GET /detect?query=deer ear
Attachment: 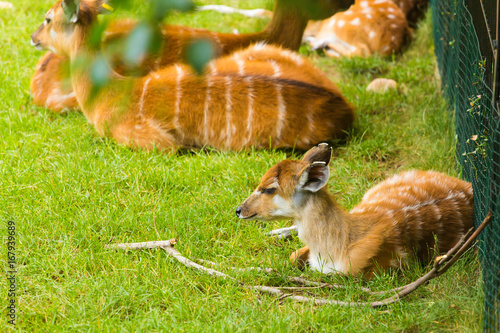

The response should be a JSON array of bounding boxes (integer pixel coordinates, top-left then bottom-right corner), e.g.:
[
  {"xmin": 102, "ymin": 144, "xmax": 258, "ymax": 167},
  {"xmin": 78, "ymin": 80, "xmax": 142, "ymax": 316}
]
[
  {"xmin": 301, "ymin": 143, "xmax": 332, "ymax": 165},
  {"xmin": 62, "ymin": 0, "xmax": 80, "ymax": 23},
  {"xmin": 297, "ymin": 161, "xmax": 330, "ymax": 192}
]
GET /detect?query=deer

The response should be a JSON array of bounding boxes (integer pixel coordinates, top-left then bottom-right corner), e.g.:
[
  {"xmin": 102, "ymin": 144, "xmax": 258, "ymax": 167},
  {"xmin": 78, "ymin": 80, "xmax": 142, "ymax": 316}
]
[
  {"xmin": 30, "ymin": 0, "xmax": 355, "ymax": 152},
  {"xmin": 304, "ymin": 0, "xmax": 412, "ymax": 58},
  {"xmin": 392, "ymin": 0, "xmax": 428, "ymax": 27},
  {"xmin": 31, "ymin": 0, "xmax": 354, "ymax": 113},
  {"xmin": 236, "ymin": 143, "xmax": 474, "ymax": 278}
]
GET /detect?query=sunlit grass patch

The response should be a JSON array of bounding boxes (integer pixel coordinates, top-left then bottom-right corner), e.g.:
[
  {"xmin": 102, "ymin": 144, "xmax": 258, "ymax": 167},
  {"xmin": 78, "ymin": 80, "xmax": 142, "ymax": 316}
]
[{"xmin": 0, "ymin": 1, "xmax": 483, "ymax": 331}]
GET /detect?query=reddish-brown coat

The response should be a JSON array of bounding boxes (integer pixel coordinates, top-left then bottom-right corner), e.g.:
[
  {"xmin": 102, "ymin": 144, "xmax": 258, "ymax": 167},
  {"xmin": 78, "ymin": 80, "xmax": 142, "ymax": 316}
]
[
  {"xmin": 237, "ymin": 144, "xmax": 474, "ymax": 277},
  {"xmin": 305, "ymin": 0, "xmax": 412, "ymax": 57},
  {"xmin": 30, "ymin": 1, "xmax": 355, "ymax": 151},
  {"xmin": 31, "ymin": 0, "xmax": 353, "ymax": 113}
]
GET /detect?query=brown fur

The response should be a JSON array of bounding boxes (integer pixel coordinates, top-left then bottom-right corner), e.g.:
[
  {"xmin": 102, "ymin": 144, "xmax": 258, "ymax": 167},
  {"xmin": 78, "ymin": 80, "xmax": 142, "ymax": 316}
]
[
  {"xmin": 31, "ymin": 0, "xmax": 353, "ymax": 113},
  {"xmin": 391, "ymin": 0, "xmax": 428, "ymax": 27},
  {"xmin": 237, "ymin": 144, "xmax": 474, "ymax": 278},
  {"xmin": 30, "ymin": 1, "xmax": 355, "ymax": 151},
  {"xmin": 305, "ymin": 0, "xmax": 412, "ymax": 58}
]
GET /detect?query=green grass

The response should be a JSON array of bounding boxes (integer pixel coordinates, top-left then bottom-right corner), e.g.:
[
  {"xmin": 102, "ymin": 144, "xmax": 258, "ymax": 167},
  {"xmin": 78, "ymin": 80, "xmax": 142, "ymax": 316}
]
[{"xmin": 0, "ymin": 0, "xmax": 483, "ymax": 331}]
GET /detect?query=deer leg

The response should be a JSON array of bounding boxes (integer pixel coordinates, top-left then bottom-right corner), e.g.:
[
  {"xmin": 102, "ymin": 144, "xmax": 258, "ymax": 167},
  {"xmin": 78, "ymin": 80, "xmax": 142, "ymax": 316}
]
[{"xmin": 290, "ymin": 246, "xmax": 310, "ymax": 270}]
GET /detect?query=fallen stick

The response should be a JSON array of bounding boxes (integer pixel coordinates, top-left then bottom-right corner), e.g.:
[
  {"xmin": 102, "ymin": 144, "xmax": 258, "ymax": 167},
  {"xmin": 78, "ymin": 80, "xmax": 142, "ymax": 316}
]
[
  {"xmin": 196, "ymin": 259, "xmax": 276, "ymax": 274},
  {"xmin": 105, "ymin": 211, "xmax": 492, "ymax": 307},
  {"xmin": 104, "ymin": 239, "xmax": 176, "ymax": 250},
  {"xmin": 288, "ymin": 276, "xmax": 374, "ymax": 294},
  {"xmin": 266, "ymin": 226, "xmax": 297, "ymax": 239},
  {"xmin": 161, "ymin": 244, "xmax": 236, "ymax": 280}
]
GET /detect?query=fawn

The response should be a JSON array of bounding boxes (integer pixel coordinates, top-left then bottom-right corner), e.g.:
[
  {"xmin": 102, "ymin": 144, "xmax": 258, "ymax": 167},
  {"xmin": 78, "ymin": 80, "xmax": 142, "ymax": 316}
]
[
  {"xmin": 31, "ymin": 0, "xmax": 353, "ymax": 113},
  {"xmin": 304, "ymin": 0, "xmax": 412, "ymax": 57},
  {"xmin": 31, "ymin": 0, "xmax": 355, "ymax": 151},
  {"xmin": 236, "ymin": 143, "xmax": 474, "ymax": 277}
]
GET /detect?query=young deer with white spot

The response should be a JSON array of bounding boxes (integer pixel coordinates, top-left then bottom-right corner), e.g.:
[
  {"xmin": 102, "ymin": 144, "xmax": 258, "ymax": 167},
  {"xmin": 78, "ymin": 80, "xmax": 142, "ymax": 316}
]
[
  {"xmin": 31, "ymin": 0, "xmax": 355, "ymax": 151},
  {"xmin": 304, "ymin": 0, "xmax": 412, "ymax": 57},
  {"xmin": 31, "ymin": 0, "xmax": 353, "ymax": 113},
  {"xmin": 236, "ymin": 143, "xmax": 474, "ymax": 277}
]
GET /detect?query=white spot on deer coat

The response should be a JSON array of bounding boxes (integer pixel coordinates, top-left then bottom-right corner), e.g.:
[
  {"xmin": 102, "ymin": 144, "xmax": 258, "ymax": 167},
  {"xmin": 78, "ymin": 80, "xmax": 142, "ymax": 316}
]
[{"xmin": 350, "ymin": 18, "xmax": 360, "ymax": 26}]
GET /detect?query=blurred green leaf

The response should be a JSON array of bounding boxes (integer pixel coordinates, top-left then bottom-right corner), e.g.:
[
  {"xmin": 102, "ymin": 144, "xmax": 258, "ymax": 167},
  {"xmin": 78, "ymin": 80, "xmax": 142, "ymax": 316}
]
[
  {"xmin": 151, "ymin": 0, "xmax": 195, "ymax": 21},
  {"xmin": 186, "ymin": 39, "xmax": 215, "ymax": 75},
  {"xmin": 107, "ymin": 0, "xmax": 133, "ymax": 10},
  {"xmin": 89, "ymin": 18, "xmax": 109, "ymax": 50},
  {"xmin": 91, "ymin": 55, "xmax": 111, "ymax": 88},
  {"xmin": 124, "ymin": 22, "xmax": 153, "ymax": 66}
]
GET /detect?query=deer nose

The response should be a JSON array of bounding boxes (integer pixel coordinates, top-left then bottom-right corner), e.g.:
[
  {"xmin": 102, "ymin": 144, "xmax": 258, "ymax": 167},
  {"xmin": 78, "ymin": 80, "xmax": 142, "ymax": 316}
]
[{"xmin": 235, "ymin": 206, "xmax": 242, "ymax": 218}]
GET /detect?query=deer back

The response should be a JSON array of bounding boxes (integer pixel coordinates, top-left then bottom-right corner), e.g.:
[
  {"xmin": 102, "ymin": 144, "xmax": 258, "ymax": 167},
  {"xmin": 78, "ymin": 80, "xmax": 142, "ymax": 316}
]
[
  {"xmin": 31, "ymin": 0, "xmax": 352, "ymax": 112},
  {"xmin": 111, "ymin": 44, "xmax": 355, "ymax": 151},
  {"xmin": 310, "ymin": 0, "xmax": 411, "ymax": 57},
  {"xmin": 349, "ymin": 170, "xmax": 474, "ymax": 272}
]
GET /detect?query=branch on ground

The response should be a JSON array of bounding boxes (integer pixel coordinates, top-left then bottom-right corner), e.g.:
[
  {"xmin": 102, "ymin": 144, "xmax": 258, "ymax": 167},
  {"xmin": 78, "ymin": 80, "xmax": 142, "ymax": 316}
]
[{"xmin": 105, "ymin": 210, "xmax": 492, "ymax": 307}]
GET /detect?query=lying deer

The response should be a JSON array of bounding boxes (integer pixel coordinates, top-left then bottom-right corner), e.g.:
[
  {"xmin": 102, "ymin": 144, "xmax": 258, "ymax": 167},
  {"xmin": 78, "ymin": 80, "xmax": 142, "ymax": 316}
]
[
  {"xmin": 392, "ymin": 0, "xmax": 428, "ymax": 27},
  {"xmin": 236, "ymin": 143, "xmax": 474, "ymax": 277},
  {"xmin": 304, "ymin": 0, "xmax": 412, "ymax": 57},
  {"xmin": 31, "ymin": 0, "xmax": 353, "ymax": 113},
  {"xmin": 30, "ymin": 0, "xmax": 355, "ymax": 151}
]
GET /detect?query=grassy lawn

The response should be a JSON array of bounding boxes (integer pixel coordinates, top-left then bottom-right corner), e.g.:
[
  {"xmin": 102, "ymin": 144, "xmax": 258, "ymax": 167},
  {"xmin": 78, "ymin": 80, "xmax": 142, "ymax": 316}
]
[{"xmin": 0, "ymin": 0, "xmax": 483, "ymax": 331}]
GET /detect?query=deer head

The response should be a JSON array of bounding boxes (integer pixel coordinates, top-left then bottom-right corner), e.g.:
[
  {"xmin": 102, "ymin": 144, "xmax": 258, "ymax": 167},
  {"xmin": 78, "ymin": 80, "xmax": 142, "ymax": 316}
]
[
  {"xmin": 30, "ymin": 0, "xmax": 111, "ymax": 56},
  {"xmin": 236, "ymin": 143, "xmax": 332, "ymax": 221}
]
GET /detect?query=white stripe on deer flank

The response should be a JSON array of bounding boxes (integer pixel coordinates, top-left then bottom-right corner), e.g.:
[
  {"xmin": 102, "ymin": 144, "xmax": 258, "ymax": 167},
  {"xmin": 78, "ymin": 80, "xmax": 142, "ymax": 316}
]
[
  {"xmin": 225, "ymin": 76, "xmax": 233, "ymax": 147},
  {"xmin": 269, "ymin": 60, "xmax": 282, "ymax": 77},
  {"xmin": 203, "ymin": 74, "xmax": 212, "ymax": 143},
  {"xmin": 174, "ymin": 65, "xmax": 184, "ymax": 133},
  {"xmin": 275, "ymin": 83, "xmax": 286, "ymax": 142},
  {"xmin": 139, "ymin": 77, "xmax": 152, "ymax": 116},
  {"xmin": 244, "ymin": 76, "xmax": 255, "ymax": 147},
  {"xmin": 233, "ymin": 54, "xmax": 245, "ymax": 75}
]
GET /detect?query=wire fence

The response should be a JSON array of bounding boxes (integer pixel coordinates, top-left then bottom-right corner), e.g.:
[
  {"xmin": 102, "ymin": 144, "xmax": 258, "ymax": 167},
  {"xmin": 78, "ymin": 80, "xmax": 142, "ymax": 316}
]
[{"xmin": 431, "ymin": 0, "xmax": 500, "ymax": 330}]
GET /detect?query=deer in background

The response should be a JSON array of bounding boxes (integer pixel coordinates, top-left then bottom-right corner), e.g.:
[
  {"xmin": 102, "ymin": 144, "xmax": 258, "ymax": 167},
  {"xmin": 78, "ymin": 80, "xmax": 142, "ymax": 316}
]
[
  {"xmin": 236, "ymin": 143, "xmax": 474, "ymax": 277},
  {"xmin": 30, "ymin": 0, "xmax": 355, "ymax": 151},
  {"xmin": 304, "ymin": 0, "xmax": 412, "ymax": 57},
  {"xmin": 31, "ymin": 0, "xmax": 354, "ymax": 113},
  {"xmin": 392, "ymin": 0, "xmax": 428, "ymax": 27}
]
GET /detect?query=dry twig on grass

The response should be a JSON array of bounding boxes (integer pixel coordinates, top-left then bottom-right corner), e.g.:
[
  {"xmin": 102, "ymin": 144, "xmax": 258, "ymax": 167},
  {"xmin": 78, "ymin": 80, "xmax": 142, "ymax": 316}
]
[
  {"xmin": 104, "ymin": 239, "xmax": 177, "ymax": 250},
  {"xmin": 105, "ymin": 211, "xmax": 492, "ymax": 307}
]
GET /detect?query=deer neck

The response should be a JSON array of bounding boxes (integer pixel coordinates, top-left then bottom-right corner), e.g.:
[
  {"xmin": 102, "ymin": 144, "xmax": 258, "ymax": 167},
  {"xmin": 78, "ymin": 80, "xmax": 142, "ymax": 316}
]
[
  {"xmin": 67, "ymin": 30, "xmax": 97, "ymax": 115},
  {"xmin": 293, "ymin": 190, "xmax": 351, "ymax": 267},
  {"xmin": 263, "ymin": 0, "xmax": 309, "ymax": 50},
  {"xmin": 68, "ymin": 34, "xmax": 128, "ymax": 131}
]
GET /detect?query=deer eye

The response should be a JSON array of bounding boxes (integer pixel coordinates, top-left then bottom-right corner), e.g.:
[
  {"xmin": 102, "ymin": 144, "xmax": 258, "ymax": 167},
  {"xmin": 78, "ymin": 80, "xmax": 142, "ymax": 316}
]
[
  {"xmin": 45, "ymin": 18, "xmax": 51, "ymax": 24},
  {"xmin": 261, "ymin": 188, "xmax": 277, "ymax": 195}
]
